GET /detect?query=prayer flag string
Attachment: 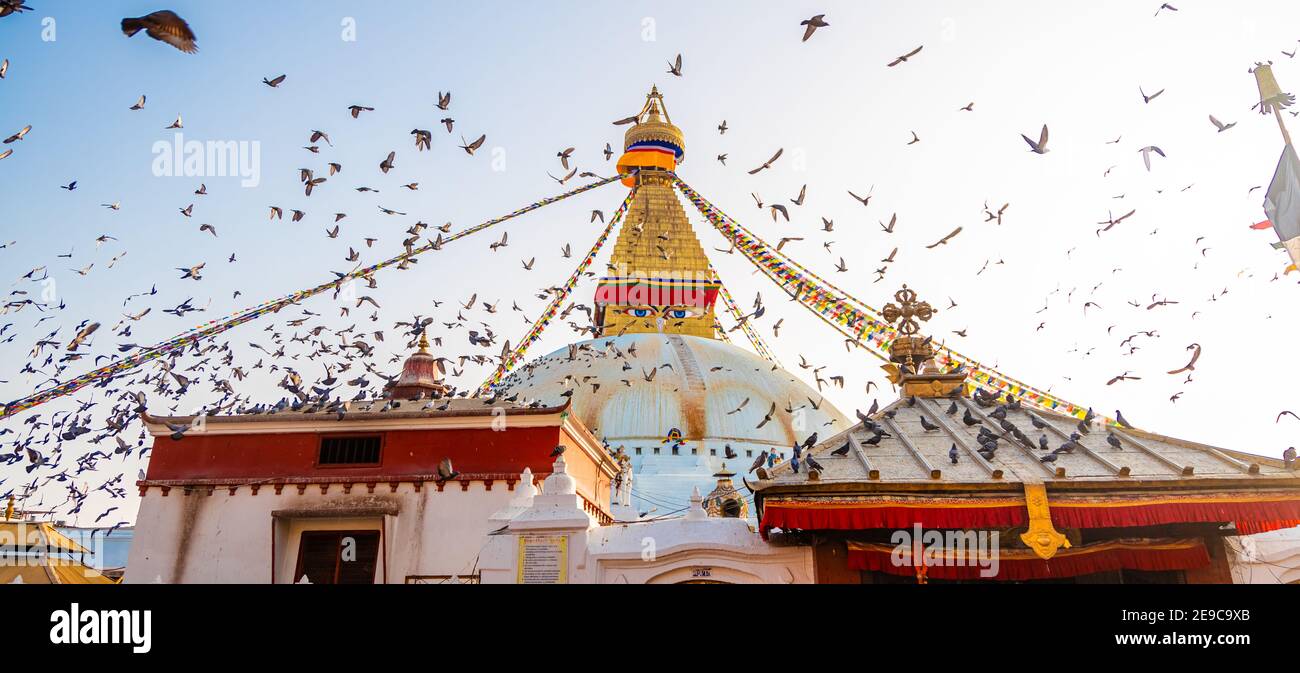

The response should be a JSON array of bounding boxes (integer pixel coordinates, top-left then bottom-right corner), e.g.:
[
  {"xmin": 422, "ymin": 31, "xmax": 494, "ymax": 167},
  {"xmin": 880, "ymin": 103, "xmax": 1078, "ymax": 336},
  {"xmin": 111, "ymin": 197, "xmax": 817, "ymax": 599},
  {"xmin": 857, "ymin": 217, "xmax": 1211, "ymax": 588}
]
[
  {"xmin": 0, "ymin": 174, "xmax": 631, "ymax": 420},
  {"xmin": 674, "ymin": 177, "xmax": 1107, "ymax": 423},
  {"xmin": 476, "ymin": 186, "xmax": 638, "ymax": 394}
]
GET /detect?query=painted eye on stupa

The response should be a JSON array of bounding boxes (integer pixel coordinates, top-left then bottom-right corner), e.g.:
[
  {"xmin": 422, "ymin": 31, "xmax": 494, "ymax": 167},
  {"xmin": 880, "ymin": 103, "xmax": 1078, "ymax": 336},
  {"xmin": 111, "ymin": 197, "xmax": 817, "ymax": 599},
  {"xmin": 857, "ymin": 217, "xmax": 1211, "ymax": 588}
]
[
  {"xmin": 624, "ymin": 307, "xmax": 654, "ymax": 318},
  {"xmin": 663, "ymin": 307, "xmax": 700, "ymax": 319}
]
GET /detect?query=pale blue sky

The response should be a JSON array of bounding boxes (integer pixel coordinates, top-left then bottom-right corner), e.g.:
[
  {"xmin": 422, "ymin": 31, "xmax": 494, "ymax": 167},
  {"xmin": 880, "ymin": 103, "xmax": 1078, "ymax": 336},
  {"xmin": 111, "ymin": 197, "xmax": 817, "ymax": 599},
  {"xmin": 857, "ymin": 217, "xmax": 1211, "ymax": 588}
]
[{"xmin": 2, "ymin": 1, "xmax": 1300, "ymax": 522}]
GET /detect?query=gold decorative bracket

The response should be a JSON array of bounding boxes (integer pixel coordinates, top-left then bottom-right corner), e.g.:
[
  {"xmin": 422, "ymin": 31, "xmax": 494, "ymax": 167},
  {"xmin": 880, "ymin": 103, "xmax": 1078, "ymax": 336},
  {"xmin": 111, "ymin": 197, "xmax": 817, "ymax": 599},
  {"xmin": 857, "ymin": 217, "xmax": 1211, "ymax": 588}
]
[{"xmin": 1019, "ymin": 483, "xmax": 1070, "ymax": 560}]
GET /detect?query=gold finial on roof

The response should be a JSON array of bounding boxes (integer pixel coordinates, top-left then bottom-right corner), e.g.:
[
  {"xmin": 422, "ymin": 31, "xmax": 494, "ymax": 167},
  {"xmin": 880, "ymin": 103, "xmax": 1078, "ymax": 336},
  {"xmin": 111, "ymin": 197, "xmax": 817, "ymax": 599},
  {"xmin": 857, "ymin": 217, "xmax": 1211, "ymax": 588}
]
[
  {"xmin": 880, "ymin": 285, "xmax": 964, "ymax": 397},
  {"xmin": 881, "ymin": 284, "xmax": 934, "ymax": 336},
  {"xmin": 417, "ymin": 329, "xmax": 430, "ymax": 353}
]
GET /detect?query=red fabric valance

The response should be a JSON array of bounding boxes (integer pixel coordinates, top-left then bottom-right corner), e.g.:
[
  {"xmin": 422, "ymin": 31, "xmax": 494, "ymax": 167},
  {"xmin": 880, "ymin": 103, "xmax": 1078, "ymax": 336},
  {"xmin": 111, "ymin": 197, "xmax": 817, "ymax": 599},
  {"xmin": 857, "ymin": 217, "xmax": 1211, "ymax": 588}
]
[
  {"xmin": 847, "ymin": 538, "xmax": 1210, "ymax": 581},
  {"xmin": 1049, "ymin": 494, "xmax": 1300, "ymax": 534},
  {"xmin": 762, "ymin": 492, "xmax": 1300, "ymax": 538},
  {"xmin": 760, "ymin": 498, "xmax": 1026, "ymax": 539}
]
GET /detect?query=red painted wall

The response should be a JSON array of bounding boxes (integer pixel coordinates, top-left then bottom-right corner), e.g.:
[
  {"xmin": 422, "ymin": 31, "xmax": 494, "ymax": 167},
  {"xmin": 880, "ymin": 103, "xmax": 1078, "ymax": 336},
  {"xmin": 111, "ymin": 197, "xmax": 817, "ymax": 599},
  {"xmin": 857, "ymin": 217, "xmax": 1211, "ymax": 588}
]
[{"xmin": 146, "ymin": 425, "xmax": 568, "ymax": 481}]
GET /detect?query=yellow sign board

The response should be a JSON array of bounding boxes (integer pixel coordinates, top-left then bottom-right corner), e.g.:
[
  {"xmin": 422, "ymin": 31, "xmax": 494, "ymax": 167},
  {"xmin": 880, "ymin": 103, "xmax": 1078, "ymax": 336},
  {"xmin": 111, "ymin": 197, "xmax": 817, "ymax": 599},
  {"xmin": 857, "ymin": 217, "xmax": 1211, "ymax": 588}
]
[{"xmin": 517, "ymin": 535, "xmax": 568, "ymax": 584}]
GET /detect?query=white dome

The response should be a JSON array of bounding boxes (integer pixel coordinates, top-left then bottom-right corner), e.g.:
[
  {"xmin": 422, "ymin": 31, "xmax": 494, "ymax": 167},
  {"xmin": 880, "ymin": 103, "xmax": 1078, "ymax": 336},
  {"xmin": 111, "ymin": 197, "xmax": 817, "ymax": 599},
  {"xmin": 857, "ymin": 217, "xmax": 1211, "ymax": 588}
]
[{"xmin": 497, "ymin": 333, "xmax": 849, "ymax": 515}]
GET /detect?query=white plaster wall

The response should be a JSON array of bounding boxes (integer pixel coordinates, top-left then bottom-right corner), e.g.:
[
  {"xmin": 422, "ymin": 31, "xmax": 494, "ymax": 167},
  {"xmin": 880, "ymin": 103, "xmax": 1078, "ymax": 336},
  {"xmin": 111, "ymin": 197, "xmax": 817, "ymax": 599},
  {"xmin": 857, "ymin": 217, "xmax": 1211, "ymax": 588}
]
[
  {"xmin": 594, "ymin": 547, "xmax": 813, "ymax": 584},
  {"xmin": 1226, "ymin": 530, "xmax": 1300, "ymax": 584},
  {"xmin": 476, "ymin": 514, "xmax": 816, "ymax": 584},
  {"xmin": 124, "ymin": 481, "xmax": 526, "ymax": 584}
]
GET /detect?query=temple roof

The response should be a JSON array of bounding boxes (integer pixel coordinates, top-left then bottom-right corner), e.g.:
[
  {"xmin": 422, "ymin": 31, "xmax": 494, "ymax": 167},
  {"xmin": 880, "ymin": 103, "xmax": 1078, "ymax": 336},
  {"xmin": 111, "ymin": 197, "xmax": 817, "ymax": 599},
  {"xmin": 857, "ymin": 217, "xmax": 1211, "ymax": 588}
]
[{"xmin": 755, "ymin": 392, "xmax": 1300, "ymax": 492}]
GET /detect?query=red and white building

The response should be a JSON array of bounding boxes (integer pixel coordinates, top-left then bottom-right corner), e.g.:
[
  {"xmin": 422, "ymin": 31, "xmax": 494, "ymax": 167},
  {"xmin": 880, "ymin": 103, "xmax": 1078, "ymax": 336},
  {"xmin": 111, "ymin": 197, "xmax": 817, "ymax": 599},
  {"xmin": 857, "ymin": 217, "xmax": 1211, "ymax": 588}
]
[{"xmin": 126, "ymin": 345, "xmax": 621, "ymax": 583}]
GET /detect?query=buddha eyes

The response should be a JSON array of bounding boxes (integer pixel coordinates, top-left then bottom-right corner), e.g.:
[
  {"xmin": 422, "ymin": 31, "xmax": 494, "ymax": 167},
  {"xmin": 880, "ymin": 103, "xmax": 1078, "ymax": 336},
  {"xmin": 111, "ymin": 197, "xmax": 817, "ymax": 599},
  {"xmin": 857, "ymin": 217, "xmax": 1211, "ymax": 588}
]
[{"xmin": 621, "ymin": 307, "xmax": 701, "ymax": 319}]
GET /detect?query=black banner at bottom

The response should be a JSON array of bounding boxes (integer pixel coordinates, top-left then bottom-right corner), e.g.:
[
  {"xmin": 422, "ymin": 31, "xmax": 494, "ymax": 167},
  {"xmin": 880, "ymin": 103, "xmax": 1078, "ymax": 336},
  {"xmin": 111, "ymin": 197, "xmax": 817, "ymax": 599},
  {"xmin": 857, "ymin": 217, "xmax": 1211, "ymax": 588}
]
[{"xmin": 5, "ymin": 584, "xmax": 1291, "ymax": 661}]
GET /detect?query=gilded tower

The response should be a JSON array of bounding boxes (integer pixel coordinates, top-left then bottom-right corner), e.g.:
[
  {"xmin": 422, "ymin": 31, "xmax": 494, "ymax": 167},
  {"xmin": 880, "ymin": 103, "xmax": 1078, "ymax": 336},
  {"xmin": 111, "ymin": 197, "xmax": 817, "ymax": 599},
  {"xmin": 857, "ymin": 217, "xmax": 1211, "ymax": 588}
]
[
  {"xmin": 497, "ymin": 89, "xmax": 850, "ymax": 521},
  {"xmin": 593, "ymin": 87, "xmax": 722, "ymax": 339}
]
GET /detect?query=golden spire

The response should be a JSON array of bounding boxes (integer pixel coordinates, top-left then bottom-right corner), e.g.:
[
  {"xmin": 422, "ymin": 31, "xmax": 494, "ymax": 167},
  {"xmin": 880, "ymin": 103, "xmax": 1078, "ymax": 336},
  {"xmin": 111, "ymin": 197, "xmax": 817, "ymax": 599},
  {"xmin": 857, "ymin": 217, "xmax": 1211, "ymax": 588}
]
[
  {"xmin": 417, "ymin": 329, "xmax": 430, "ymax": 353},
  {"xmin": 598, "ymin": 88, "xmax": 720, "ymax": 340},
  {"xmin": 622, "ymin": 85, "xmax": 686, "ymax": 162}
]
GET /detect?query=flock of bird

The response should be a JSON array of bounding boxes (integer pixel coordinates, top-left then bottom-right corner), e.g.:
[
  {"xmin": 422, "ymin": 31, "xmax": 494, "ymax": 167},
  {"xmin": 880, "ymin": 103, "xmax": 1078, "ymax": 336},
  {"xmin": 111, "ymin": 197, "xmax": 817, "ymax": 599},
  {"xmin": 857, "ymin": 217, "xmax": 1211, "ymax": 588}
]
[{"xmin": 0, "ymin": 5, "xmax": 1297, "ymax": 526}]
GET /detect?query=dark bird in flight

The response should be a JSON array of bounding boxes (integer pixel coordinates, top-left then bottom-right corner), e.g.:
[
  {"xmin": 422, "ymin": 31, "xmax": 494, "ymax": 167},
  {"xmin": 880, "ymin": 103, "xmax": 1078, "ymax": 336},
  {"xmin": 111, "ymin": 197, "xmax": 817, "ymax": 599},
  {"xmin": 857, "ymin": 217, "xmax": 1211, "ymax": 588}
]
[
  {"xmin": 925, "ymin": 227, "xmax": 963, "ymax": 249},
  {"xmin": 459, "ymin": 134, "xmax": 486, "ymax": 155},
  {"xmin": 1166, "ymin": 343, "xmax": 1201, "ymax": 375},
  {"xmin": 800, "ymin": 14, "xmax": 829, "ymax": 42},
  {"xmin": 747, "ymin": 148, "xmax": 783, "ymax": 175},
  {"xmin": 1021, "ymin": 124, "xmax": 1050, "ymax": 154},
  {"xmin": 121, "ymin": 10, "xmax": 197, "ymax": 54},
  {"xmin": 1138, "ymin": 145, "xmax": 1166, "ymax": 171},
  {"xmin": 887, "ymin": 45, "xmax": 923, "ymax": 67},
  {"xmin": 756, "ymin": 401, "xmax": 777, "ymax": 429},
  {"xmin": 1209, "ymin": 115, "xmax": 1236, "ymax": 132},
  {"xmin": 667, "ymin": 53, "xmax": 683, "ymax": 77},
  {"xmin": 437, "ymin": 457, "xmax": 459, "ymax": 481},
  {"xmin": 0, "ymin": 2, "xmax": 34, "ymax": 19}
]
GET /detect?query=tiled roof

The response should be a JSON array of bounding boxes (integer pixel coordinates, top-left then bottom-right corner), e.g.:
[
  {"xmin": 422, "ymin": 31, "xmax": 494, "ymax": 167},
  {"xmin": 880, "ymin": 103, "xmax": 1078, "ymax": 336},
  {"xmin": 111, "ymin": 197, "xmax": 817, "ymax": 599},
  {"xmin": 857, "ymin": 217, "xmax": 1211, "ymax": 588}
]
[{"xmin": 757, "ymin": 393, "xmax": 1300, "ymax": 489}]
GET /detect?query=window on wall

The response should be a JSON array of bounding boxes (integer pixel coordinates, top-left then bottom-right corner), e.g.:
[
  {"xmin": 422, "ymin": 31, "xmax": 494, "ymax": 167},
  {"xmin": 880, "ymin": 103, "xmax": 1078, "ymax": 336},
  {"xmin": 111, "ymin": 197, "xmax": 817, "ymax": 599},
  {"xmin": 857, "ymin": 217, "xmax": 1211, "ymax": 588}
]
[
  {"xmin": 318, "ymin": 436, "xmax": 381, "ymax": 466},
  {"xmin": 294, "ymin": 530, "xmax": 380, "ymax": 584}
]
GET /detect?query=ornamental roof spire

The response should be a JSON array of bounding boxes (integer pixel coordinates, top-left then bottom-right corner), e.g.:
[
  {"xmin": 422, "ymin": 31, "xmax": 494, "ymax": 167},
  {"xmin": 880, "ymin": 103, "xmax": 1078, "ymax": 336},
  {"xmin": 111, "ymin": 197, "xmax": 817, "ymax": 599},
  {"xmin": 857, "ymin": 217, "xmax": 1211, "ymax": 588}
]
[
  {"xmin": 882, "ymin": 285, "xmax": 966, "ymax": 398},
  {"xmin": 389, "ymin": 329, "xmax": 448, "ymax": 399}
]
